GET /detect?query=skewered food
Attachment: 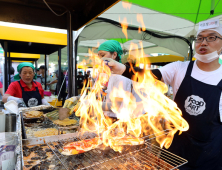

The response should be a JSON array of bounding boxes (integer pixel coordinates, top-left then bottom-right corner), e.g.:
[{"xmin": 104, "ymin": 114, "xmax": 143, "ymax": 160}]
[
  {"xmin": 61, "ymin": 136, "xmax": 144, "ymax": 156},
  {"xmin": 61, "ymin": 137, "xmax": 103, "ymax": 155},
  {"xmin": 53, "ymin": 118, "xmax": 77, "ymax": 126}
]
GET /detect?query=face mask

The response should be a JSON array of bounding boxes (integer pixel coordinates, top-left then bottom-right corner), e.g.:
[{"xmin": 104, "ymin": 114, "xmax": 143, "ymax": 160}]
[{"xmin": 194, "ymin": 47, "xmax": 222, "ymax": 63}]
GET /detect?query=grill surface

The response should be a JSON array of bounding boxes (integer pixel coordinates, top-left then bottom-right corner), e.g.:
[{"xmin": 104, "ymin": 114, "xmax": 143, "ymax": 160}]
[{"xmin": 23, "ymin": 132, "xmax": 187, "ymax": 170}]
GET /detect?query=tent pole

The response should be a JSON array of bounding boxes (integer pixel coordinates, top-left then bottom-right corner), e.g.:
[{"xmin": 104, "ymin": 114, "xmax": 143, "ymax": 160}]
[
  {"xmin": 35, "ymin": 60, "xmax": 37, "ymax": 72},
  {"xmin": 74, "ymin": 37, "xmax": 78, "ymax": 96},
  {"xmin": 58, "ymin": 47, "xmax": 62, "ymax": 96},
  {"xmin": 8, "ymin": 52, "xmax": 11, "ymax": 85},
  {"xmin": 189, "ymin": 36, "xmax": 194, "ymax": 61},
  {"xmin": 67, "ymin": 12, "xmax": 74, "ymax": 97},
  {"xmin": 4, "ymin": 41, "xmax": 8, "ymax": 92},
  {"xmin": 44, "ymin": 54, "xmax": 47, "ymax": 90}
]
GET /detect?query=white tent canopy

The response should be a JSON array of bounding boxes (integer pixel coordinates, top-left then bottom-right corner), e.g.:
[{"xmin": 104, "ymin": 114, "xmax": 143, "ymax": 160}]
[
  {"xmin": 78, "ymin": 41, "xmax": 184, "ymax": 57},
  {"xmin": 100, "ymin": 1, "xmax": 222, "ymax": 37},
  {"xmin": 76, "ymin": 18, "xmax": 190, "ymax": 62}
]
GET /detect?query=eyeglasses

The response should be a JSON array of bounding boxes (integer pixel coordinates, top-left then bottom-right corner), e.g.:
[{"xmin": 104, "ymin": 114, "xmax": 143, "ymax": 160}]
[{"xmin": 195, "ymin": 35, "xmax": 222, "ymax": 43}]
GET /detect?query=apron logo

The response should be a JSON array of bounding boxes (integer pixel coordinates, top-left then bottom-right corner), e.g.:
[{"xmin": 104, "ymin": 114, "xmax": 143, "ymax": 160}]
[
  {"xmin": 28, "ymin": 98, "xmax": 38, "ymax": 107},
  {"xmin": 184, "ymin": 95, "xmax": 206, "ymax": 116}
]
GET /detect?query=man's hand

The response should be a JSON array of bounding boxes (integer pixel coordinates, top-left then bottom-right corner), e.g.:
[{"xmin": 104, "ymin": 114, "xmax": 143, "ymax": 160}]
[{"xmin": 101, "ymin": 58, "xmax": 126, "ymax": 75}]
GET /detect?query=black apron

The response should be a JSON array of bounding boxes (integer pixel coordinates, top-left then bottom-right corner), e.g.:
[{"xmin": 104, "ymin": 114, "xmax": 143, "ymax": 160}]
[
  {"xmin": 168, "ymin": 61, "xmax": 222, "ymax": 170},
  {"xmin": 18, "ymin": 81, "xmax": 42, "ymax": 107}
]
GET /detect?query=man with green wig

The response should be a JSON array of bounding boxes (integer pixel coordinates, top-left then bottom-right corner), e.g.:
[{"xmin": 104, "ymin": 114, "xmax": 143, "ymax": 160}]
[
  {"xmin": 3, "ymin": 62, "xmax": 50, "ymax": 107},
  {"xmin": 98, "ymin": 40, "xmax": 123, "ymax": 63}
]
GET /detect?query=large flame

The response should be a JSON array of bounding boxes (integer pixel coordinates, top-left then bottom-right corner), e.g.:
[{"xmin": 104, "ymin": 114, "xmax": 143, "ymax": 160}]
[
  {"xmin": 75, "ymin": 14, "xmax": 189, "ymax": 153},
  {"xmin": 119, "ymin": 17, "xmax": 128, "ymax": 39},
  {"xmin": 137, "ymin": 14, "xmax": 146, "ymax": 32},
  {"xmin": 122, "ymin": 1, "xmax": 132, "ymax": 10}
]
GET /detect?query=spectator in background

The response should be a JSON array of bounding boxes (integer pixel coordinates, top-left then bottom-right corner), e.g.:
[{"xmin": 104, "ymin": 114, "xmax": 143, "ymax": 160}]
[
  {"xmin": 49, "ymin": 72, "xmax": 57, "ymax": 94},
  {"xmin": 37, "ymin": 65, "xmax": 51, "ymax": 89},
  {"xmin": 77, "ymin": 71, "xmax": 84, "ymax": 95},
  {"xmin": 36, "ymin": 68, "xmax": 41, "ymax": 76},
  {"xmin": 0, "ymin": 66, "xmax": 15, "ymax": 86},
  {"xmin": 36, "ymin": 68, "xmax": 41, "ymax": 82},
  {"xmin": 84, "ymin": 70, "xmax": 91, "ymax": 87},
  {"xmin": 47, "ymin": 70, "xmax": 67, "ymax": 105}
]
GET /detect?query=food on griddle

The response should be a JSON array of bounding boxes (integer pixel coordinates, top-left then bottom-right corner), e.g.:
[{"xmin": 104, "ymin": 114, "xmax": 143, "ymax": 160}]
[
  {"xmin": 24, "ymin": 110, "xmax": 43, "ymax": 118},
  {"xmin": 42, "ymin": 156, "xmax": 48, "ymax": 159},
  {"xmin": 29, "ymin": 146, "xmax": 40, "ymax": 151},
  {"xmin": 45, "ymin": 148, "xmax": 53, "ymax": 152},
  {"xmin": 40, "ymin": 144, "xmax": 47, "ymax": 147},
  {"xmin": 23, "ymin": 149, "xmax": 31, "ymax": 157},
  {"xmin": 23, "ymin": 144, "xmax": 55, "ymax": 170},
  {"xmin": 35, "ymin": 150, "xmax": 47, "ymax": 157},
  {"xmin": 27, "ymin": 161, "xmax": 34, "ymax": 164},
  {"xmin": 53, "ymin": 118, "xmax": 77, "ymax": 126},
  {"xmin": 31, "ymin": 157, "xmax": 41, "ymax": 160},
  {"xmin": 23, "ymin": 146, "xmax": 31, "ymax": 157},
  {"xmin": 41, "ymin": 161, "xmax": 51, "ymax": 166},
  {"xmin": 33, "ymin": 128, "xmax": 59, "ymax": 137},
  {"xmin": 61, "ymin": 137, "xmax": 103, "ymax": 155},
  {"xmin": 39, "ymin": 165, "xmax": 48, "ymax": 170},
  {"xmin": 30, "ymin": 165, "xmax": 40, "ymax": 170}
]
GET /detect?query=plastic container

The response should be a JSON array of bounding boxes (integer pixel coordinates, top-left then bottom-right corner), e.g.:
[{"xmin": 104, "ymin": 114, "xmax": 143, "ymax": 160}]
[
  {"xmin": 49, "ymin": 99, "xmax": 62, "ymax": 107},
  {"xmin": 4, "ymin": 101, "xmax": 18, "ymax": 114},
  {"xmin": 0, "ymin": 132, "xmax": 18, "ymax": 170},
  {"xmin": 44, "ymin": 96, "xmax": 53, "ymax": 102}
]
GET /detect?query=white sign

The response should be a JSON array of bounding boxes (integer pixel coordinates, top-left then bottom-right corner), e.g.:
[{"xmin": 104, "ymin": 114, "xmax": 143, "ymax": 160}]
[{"xmin": 199, "ymin": 19, "xmax": 220, "ymax": 30}]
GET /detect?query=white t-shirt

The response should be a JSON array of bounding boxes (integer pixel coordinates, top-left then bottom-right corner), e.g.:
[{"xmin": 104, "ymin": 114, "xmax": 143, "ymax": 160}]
[{"xmin": 159, "ymin": 60, "xmax": 222, "ymax": 121}]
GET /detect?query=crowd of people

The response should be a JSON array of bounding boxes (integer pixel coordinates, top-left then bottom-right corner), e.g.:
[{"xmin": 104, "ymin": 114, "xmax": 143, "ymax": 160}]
[
  {"xmin": 77, "ymin": 70, "xmax": 92, "ymax": 94},
  {"xmin": 0, "ymin": 64, "xmax": 70, "ymax": 106},
  {"xmin": 0, "ymin": 62, "xmax": 92, "ymax": 106}
]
